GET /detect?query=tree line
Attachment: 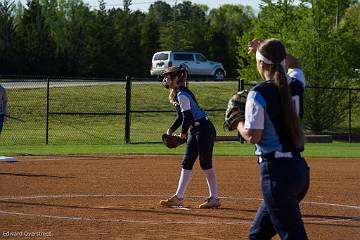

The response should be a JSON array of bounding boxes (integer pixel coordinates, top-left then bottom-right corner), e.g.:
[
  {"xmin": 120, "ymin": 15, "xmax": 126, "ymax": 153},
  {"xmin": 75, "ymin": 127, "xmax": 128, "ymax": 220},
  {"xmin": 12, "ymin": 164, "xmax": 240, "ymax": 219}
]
[
  {"xmin": 1, "ymin": 0, "xmax": 360, "ymax": 133},
  {"xmin": 237, "ymin": 0, "xmax": 360, "ymax": 133},
  {"xmin": 0, "ymin": 0, "xmax": 254, "ymax": 77}
]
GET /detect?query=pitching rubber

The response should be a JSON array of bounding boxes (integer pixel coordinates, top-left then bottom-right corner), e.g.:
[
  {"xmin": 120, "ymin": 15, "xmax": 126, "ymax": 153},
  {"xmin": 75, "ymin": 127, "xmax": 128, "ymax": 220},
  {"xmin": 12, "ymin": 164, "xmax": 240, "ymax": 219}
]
[{"xmin": 0, "ymin": 156, "xmax": 17, "ymax": 162}]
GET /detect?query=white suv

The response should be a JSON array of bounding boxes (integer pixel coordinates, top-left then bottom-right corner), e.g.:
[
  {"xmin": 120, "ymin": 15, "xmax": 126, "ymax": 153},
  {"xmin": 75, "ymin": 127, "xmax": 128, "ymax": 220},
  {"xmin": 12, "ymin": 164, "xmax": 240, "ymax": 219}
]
[{"xmin": 150, "ymin": 51, "xmax": 226, "ymax": 80}]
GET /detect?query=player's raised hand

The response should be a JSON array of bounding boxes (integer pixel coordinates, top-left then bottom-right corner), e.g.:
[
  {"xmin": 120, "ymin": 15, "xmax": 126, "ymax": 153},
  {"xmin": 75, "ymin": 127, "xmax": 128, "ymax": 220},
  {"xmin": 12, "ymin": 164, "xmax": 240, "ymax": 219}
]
[{"xmin": 247, "ymin": 38, "xmax": 263, "ymax": 54}]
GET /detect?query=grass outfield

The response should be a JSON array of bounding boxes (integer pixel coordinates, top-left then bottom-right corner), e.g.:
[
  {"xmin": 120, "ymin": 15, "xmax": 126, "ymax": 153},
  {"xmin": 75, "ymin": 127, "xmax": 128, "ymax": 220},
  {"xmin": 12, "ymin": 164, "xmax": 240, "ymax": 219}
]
[
  {"xmin": 1, "ymin": 142, "xmax": 360, "ymax": 157},
  {"xmin": 3, "ymin": 82, "xmax": 240, "ymax": 145},
  {"xmin": 4, "ymin": 81, "xmax": 359, "ymax": 145}
]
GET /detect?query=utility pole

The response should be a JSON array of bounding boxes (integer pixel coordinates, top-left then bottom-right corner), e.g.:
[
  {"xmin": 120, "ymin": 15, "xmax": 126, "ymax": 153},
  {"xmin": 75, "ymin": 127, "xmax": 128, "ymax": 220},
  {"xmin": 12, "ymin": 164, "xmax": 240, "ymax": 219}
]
[
  {"xmin": 172, "ymin": 0, "xmax": 178, "ymax": 50},
  {"xmin": 335, "ymin": 0, "xmax": 339, "ymax": 29}
]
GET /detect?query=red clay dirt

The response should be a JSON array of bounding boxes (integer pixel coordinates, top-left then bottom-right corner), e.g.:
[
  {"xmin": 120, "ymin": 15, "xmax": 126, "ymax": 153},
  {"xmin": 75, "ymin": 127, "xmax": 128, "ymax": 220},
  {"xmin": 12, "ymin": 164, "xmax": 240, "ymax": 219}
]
[{"xmin": 0, "ymin": 155, "xmax": 359, "ymax": 240}]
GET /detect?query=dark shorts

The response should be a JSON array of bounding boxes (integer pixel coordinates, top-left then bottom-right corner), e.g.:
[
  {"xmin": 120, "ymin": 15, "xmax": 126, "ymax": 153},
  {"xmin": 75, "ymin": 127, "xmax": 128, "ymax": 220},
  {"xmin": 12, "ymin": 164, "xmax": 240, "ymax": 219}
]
[
  {"xmin": 181, "ymin": 118, "xmax": 216, "ymax": 170},
  {"xmin": 249, "ymin": 153, "xmax": 310, "ymax": 240}
]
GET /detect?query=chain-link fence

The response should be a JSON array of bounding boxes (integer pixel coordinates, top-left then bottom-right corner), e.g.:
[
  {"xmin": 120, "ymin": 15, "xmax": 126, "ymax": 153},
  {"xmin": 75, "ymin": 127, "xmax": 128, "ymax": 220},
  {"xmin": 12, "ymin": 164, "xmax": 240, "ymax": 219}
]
[
  {"xmin": 304, "ymin": 84, "xmax": 360, "ymax": 142},
  {"xmin": 1, "ymin": 77, "xmax": 126, "ymax": 145},
  {"xmin": 129, "ymin": 78, "xmax": 242, "ymax": 143},
  {"xmin": 1, "ymin": 76, "xmax": 359, "ymax": 145}
]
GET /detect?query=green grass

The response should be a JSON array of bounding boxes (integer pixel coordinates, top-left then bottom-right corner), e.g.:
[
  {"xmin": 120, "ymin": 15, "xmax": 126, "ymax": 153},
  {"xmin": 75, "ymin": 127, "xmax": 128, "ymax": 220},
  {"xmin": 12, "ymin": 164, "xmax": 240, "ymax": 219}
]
[
  {"xmin": 2, "ymin": 80, "xmax": 360, "ymax": 146},
  {"xmin": 2, "ymin": 82, "xmax": 240, "ymax": 145},
  {"xmin": 1, "ymin": 142, "xmax": 360, "ymax": 158}
]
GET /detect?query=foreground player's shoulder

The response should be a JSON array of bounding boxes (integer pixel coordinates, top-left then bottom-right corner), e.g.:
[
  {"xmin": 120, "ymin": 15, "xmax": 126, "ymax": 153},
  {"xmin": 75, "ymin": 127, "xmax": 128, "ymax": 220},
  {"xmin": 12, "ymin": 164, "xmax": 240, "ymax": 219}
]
[
  {"xmin": 252, "ymin": 80, "xmax": 276, "ymax": 92},
  {"xmin": 247, "ymin": 87, "xmax": 267, "ymax": 108}
]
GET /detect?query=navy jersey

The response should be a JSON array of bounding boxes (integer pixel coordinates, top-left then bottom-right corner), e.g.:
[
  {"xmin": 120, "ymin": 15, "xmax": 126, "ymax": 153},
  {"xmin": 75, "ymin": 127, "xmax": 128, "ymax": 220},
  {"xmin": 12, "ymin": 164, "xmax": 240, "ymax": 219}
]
[
  {"xmin": 175, "ymin": 87, "xmax": 206, "ymax": 120},
  {"xmin": 246, "ymin": 81, "xmax": 297, "ymax": 154},
  {"xmin": 288, "ymin": 68, "xmax": 305, "ymax": 119},
  {"xmin": 245, "ymin": 69, "xmax": 305, "ymax": 155},
  {"xmin": 169, "ymin": 87, "xmax": 207, "ymax": 133}
]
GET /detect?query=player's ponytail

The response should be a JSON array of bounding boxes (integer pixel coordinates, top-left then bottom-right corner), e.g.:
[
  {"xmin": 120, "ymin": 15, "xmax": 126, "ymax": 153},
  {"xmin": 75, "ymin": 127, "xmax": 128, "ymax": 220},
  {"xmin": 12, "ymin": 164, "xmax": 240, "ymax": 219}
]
[
  {"xmin": 168, "ymin": 87, "xmax": 178, "ymax": 103},
  {"xmin": 258, "ymin": 39, "xmax": 303, "ymax": 149}
]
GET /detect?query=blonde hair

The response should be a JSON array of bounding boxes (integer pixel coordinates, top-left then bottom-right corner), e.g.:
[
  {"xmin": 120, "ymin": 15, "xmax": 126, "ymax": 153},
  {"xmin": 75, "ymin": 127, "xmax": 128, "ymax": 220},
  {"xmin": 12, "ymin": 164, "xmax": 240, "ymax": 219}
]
[{"xmin": 168, "ymin": 87, "xmax": 179, "ymax": 103}]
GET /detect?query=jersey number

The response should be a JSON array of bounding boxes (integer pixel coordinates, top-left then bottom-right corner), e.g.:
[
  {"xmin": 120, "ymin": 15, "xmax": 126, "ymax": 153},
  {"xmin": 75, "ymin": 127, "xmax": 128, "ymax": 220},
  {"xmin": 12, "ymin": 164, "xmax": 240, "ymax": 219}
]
[{"xmin": 292, "ymin": 95, "xmax": 300, "ymax": 116}]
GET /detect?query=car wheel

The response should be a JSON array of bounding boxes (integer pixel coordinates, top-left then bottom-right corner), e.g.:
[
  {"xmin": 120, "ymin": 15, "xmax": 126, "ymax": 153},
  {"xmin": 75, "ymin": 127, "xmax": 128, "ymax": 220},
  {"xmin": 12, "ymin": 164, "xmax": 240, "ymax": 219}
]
[{"xmin": 214, "ymin": 69, "xmax": 225, "ymax": 81}]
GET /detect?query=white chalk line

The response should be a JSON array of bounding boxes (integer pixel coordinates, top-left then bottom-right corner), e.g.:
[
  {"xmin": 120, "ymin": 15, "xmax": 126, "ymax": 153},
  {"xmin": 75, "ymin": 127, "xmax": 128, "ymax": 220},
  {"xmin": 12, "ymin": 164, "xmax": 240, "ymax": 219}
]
[
  {"xmin": 0, "ymin": 194, "xmax": 359, "ymax": 225},
  {"xmin": 0, "ymin": 194, "xmax": 261, "ymax": 202},
  {"xmin": 1, "ymin": 194, "xmax": 359, "ymax": 209},
  {"xmin": 0, "ymin": 210, "xmax": 248, "ymax": 225}
]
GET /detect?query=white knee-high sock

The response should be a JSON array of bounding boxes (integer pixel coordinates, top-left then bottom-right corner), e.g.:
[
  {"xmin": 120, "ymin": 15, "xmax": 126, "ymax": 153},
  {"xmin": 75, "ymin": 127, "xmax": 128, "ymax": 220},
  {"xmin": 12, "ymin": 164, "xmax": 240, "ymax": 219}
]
[
  {"xmin": 204, "ymin": 168, "xmax": 219, "ymax": 199},
  {"xmin": 175, "ymin": 168, "xmax": 192, "ymax": 199}
]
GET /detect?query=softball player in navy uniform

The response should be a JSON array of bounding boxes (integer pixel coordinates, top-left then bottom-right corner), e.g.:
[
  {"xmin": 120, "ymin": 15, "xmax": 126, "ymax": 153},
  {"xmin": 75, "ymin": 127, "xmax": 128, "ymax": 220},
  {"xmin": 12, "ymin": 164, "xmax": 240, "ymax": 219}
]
[
  {"xmin": 160, "ymin": 66, "xmax": 220, "ymax": 209},
  {"xmin": 238, "ymin": 39, "xmax": 309, "ymax": 240},
  {"xmin": 248, "ymin": 40, "xmax": 306, "ymax": 108}
]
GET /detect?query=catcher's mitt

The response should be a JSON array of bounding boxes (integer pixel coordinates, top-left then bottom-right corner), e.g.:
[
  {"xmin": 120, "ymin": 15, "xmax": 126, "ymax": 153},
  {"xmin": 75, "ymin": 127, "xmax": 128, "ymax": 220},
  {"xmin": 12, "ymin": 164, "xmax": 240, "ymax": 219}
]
[
  {"xmin": 162, "ymin": 134, "xmax": 186, "ymax": 148},
  {"xmin": 223, "ymin": 90, "xmax": 249, "ymax": 131}
]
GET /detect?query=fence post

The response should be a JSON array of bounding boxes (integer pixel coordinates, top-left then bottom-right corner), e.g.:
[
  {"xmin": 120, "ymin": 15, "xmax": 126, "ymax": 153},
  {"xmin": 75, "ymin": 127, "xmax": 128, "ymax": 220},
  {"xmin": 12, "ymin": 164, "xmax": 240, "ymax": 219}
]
[
  {"xmin": 238, "ymin": 78, "xmax": 245, "ymax": 144},
  {"xmin": 124, "ymin": 76, "xmax": 132, "ymax": 143},
  {"xmin": 314, "ymin": 83, "xmax": 320, "ymax": 133},
  {"xmin": 348, "ymin": 89, "xmax": 352, "ymax": 143},
  {"xmin": 45, "ymin": 78, "xmax": 50, "ymax": 144},
  {"xmin": 238, "ymin": 78, "xmax": 245, "ymax": 91}
]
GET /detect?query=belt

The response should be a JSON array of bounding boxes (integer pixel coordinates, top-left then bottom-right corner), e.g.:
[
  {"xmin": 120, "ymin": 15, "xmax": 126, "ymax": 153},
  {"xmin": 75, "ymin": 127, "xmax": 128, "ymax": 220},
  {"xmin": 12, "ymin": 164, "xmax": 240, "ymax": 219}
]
[
  {"xmin": 258, "ymin": 151, "xmax": 295, "ymax": 163},
  {"xmin": 193, "ymin": 116, "xmax": 209, "ymax": 127}
]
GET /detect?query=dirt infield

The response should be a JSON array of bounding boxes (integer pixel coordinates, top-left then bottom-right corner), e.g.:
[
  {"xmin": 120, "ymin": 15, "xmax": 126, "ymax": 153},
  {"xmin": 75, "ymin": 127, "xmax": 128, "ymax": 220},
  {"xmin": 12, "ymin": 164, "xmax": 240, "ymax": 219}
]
[{"xmin": 0, "ymin": 155, "xmax": 359, "ymax": 240}]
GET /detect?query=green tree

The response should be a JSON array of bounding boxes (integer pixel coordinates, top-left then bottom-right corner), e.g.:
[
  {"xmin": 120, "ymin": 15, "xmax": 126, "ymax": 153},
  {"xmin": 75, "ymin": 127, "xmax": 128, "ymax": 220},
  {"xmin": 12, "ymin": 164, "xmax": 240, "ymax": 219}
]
[
  {"xmin": 59, "ymin": 0, "xmax": 95, "ymax": 76},
  {"xmin": 16, "ymin": 0, "xmax": 57, "ymax": 74},
  {"xmin": 237, "ymin": 0, "xmax": 360, "ymax": 133},
  {"xmin": 140, "ymin": 15, "xmax": 160, "ymax": 67},
  {"xmin": 208, "ymin": 4, "xmax": 255, "ymax": 77},
  {"xmin": 111, "ymin": 9, "xmax": 146, "ymax": 76},
  {"xmin": 339, "ymin": 1, "xmax": 360, "ymax": 74},
  {"xmin": 89, "ymin": 1, "xmax": 123, "ymax": 77},
  {"xmin": 294, "ymin": 0, "xmax": 359, "ymax": 133},
  {"xmin": 158, "ymin": 1, "xmax": 210, "ymax": 52},
  {"xmin": 237, "ymin": 0, "xmax": 302, "ymax": 81},
  {"xmin": 188, "ymin": 3, "xmax": 210, "ymax": 53},
  {"xmin": 0, "ymin": 0, "xmax": 19, "ymax": 74},
  {"xmin": 147, "ymin": 0, "xmax": 172, "ymax": 23},
  {"xmin": 159, "ymin": 1, "xmax": 195, "ymax": 50},
  {"xmin": 140, "ymin": 1, "xmax": 172, "ymax": 70},
  {"xmin": 123, "ymin": 0, "xmax": 131, "ymax": 13}
]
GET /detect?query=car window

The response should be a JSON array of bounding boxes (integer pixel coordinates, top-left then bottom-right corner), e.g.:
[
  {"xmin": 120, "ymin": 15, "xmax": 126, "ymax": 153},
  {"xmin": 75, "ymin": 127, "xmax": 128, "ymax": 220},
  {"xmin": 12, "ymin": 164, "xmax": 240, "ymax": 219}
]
[
  {"xmin": 195, "ymin": 54, "xmax": 207, "ymax": 62},
  {"xmin": 173, "ymin": 53, "xmax": 194, "ymax": 61},
  {"xmin": 154, "ymin": 53, "xmax": 169, "ymax": 61}
]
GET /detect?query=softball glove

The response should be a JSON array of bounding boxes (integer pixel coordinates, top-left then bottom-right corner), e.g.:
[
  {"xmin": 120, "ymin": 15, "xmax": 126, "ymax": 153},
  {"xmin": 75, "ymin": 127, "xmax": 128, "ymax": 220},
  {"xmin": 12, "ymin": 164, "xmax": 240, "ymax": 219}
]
[
  {"xmin": 162, "ymin": 134, "xmax": 186, "ymax": 148},
  {"xmin": 223, "ymin": 90, "xmax": 249, "ymax": 131}
]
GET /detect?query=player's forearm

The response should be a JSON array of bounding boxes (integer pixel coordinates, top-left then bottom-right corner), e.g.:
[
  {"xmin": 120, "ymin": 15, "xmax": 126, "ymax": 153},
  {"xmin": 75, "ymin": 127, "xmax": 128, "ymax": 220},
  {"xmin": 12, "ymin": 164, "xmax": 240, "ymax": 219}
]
[
  {"xmin": 169, "ymin": 107, "xmax": 183, "ymax": 131},
  {"xmin": 237, "ymin": 122, "xmax": 262, "ymax": 144},
  {"xmin": 181, "ymin": 110, "xmax": 193, "ymax": 135},
  {"xmin": 170, "ymin": 116, "xmax": 182, "ymax": 132}
]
